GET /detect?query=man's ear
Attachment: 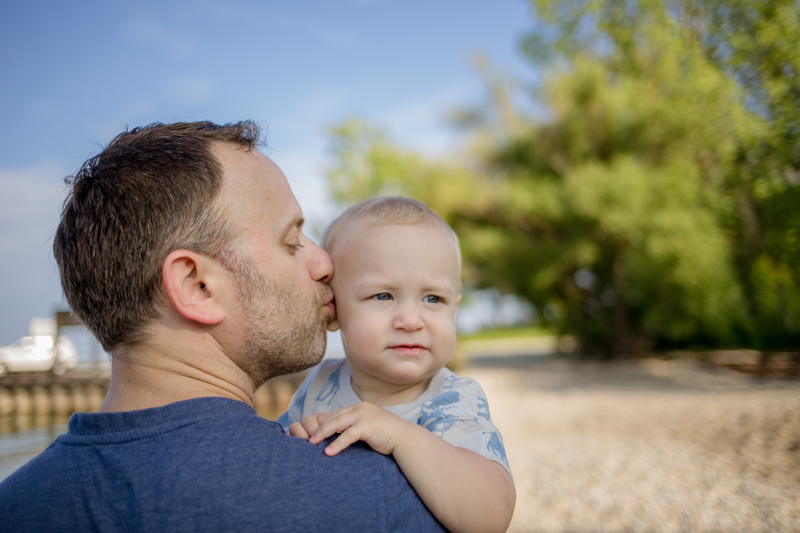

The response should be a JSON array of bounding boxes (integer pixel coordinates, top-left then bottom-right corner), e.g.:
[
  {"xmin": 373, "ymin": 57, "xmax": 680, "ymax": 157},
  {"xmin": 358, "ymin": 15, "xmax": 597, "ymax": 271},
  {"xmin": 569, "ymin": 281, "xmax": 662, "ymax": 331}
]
[{"xmin": 162, "ymin": 250, "xmax": 226, "ymax": 325}]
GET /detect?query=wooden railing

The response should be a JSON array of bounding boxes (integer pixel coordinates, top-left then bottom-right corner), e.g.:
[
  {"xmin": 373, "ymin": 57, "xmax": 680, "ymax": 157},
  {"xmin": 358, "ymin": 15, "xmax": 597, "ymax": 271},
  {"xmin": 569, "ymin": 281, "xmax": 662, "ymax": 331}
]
[{"xmin": 0, "ymin": 368, "xmax": 305, "ymax": 433}]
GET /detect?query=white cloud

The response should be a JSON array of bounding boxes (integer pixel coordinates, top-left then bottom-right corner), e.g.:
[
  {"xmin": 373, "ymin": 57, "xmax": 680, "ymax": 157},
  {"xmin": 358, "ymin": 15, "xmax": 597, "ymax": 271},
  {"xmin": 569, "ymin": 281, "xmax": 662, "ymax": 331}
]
[
  {"xmin": 269, "ymin": 149, "xmax": 339, "ymax": 239},
  {"xmin": 0, "ymin": 165, "xmax": 69, "ymax": 344},
  {"xmin": 264, "ymin": 87, "xmax": 352, "ymax": 232},
  {"xmin": 373, "ymin": 84, "xmax": 475, "ymax": 156},
  {"xmin": 0, "ymin": 165, "xmax": 68, "ymax": 251}
]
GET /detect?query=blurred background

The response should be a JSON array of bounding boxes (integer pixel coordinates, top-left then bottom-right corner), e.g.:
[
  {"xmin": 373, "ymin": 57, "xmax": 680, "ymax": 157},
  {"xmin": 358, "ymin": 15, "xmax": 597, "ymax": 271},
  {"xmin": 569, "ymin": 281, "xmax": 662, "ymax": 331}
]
[
  {"xmin": 322, "ymin": 0, "xmax": 800, "ymax": 358},
  {"xmin": 3, "ymin": 0, "xmax": 798, "ymax": 359},
  {"xmin": 2, "ymin": 1, "xmax": 799, "ymax": 529},
  {"xmin": 0, "ymin": 0, "xmax": 537, "ymax": 356}
]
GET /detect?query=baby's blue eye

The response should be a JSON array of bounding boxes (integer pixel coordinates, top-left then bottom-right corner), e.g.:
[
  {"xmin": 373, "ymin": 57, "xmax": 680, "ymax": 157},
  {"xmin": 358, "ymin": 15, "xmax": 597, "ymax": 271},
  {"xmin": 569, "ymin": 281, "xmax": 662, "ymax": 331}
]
[
  {"xmin": 425, "ymin": 295, "xmax": 441, "ymax": 304},
  {"xmin": 374, "ymin": 293, "xmax": 392, "ymax": 301}
]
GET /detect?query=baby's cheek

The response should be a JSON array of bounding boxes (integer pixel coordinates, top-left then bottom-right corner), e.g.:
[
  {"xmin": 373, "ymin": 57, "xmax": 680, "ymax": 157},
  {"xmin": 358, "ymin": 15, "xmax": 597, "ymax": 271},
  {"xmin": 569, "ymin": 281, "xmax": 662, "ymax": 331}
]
[
  {"xmin": 356, "ymin": 330, "xmax": 384, "ymax": 358},
  {"xmin": 434, "ymin": 323, "xmax": 458, "ymax": 355},
  {"xmin": 342, "ymin": 327, "xmax": 381, "ymax": 363}
]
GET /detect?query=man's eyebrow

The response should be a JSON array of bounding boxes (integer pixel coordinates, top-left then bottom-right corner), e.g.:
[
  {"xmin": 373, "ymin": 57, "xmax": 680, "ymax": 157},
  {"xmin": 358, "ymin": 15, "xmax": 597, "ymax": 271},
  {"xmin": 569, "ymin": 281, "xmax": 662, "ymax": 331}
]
[{"xmin": 281, "ymin": 215, "xmax": 305, "ymax": 236}]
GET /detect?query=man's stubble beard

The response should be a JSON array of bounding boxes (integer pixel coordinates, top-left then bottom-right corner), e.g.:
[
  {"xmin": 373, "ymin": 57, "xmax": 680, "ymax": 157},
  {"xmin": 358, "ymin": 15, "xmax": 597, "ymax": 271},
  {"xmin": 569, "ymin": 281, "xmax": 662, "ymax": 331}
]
[{"xmin": 230, "ymin": 258, "xmax": 330, "ymax": 389}]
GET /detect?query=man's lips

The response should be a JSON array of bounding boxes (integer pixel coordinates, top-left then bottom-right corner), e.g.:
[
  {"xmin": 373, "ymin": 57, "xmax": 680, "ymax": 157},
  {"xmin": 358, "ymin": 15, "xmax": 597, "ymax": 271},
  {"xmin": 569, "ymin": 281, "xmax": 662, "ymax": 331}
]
[
  {"xmin": 319, "ymin": 290, "xmax": 336, "ymax": 321},
  {"xmin": 389, "ymin": 344, "xmax": 426, "ymax": 355},
  {"xmin": 320, "ymin": 289, "xmax": 335, "ymax": 310}
]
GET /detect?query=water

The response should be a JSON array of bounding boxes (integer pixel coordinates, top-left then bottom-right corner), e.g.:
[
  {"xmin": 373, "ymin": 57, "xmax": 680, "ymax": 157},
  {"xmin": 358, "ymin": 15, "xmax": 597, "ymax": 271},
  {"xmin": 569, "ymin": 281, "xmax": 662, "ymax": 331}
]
[
  {"xmin": 0, "ymin": 328, "xmax": 110, "ymax": 482},
  {"xmin": 0, "ymin": 415, "xmax": 69, "ymax": 482}
]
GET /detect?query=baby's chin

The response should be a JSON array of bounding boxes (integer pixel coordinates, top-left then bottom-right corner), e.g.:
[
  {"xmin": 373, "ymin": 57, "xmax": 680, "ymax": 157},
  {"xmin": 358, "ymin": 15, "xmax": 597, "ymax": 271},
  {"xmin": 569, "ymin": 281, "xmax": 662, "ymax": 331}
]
[{"xmin": 375, "ymin": 365, "xmax": 439, "ymax": 387}]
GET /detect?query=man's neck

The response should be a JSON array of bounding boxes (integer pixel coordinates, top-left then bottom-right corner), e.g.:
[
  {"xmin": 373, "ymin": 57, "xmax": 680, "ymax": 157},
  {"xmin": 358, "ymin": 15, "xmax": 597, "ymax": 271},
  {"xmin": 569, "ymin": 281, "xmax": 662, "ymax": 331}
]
[{"xmin": 100, "ymin": 328, "xmax": 255, "ymax": 413}]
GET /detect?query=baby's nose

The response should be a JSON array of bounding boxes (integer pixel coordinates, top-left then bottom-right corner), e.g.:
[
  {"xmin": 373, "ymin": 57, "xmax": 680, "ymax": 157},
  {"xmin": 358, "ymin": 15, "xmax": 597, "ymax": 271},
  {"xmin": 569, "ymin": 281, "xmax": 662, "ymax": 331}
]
[{"xmin": 392, "ymin": 304, "xmax": 424, "ymax": 331}]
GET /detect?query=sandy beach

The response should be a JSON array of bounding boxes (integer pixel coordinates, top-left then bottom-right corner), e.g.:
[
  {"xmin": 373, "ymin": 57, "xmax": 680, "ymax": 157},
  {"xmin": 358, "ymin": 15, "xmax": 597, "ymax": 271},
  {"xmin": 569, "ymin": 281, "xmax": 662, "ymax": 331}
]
[{"xmin": 458, "ymin": 354, "xmax": 800, "ymax": 532}]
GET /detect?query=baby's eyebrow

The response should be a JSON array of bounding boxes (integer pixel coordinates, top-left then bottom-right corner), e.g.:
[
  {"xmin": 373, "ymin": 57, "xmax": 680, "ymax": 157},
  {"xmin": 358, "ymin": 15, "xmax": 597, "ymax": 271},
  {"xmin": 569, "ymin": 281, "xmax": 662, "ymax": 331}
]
[
  {"xmin": 423, "ymin": 287, "xmax": 459, "ymax": 297},
  {"xmin": 420, "ymin": 279, "xmax": 460, "ymax": 292},
  {"xmin": 353, "ymin": 280, "xmax": 458, "ymax": 295},
  {"xmin": 354, "ymin": 281, "xmax": 399, "ymax": 292}
]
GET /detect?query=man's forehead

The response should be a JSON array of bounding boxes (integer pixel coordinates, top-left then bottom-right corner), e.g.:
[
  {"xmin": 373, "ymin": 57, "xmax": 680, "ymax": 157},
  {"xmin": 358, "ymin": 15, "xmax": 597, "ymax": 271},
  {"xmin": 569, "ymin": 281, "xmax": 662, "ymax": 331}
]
[
  {"xmin": 211, "ymin": 142, "xmax": 302, "ymax": 229},
  {"xmin": 212, "ymin": 142, "xmax": 275, "ymax": 182}
]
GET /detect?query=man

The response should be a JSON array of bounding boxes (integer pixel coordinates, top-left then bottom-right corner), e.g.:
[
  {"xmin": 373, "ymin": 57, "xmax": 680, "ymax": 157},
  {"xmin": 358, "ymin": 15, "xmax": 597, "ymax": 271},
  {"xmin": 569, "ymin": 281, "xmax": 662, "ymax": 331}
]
[{"xmin": 0, "ymin": 121, "xmax": 445, "ymax": 531}]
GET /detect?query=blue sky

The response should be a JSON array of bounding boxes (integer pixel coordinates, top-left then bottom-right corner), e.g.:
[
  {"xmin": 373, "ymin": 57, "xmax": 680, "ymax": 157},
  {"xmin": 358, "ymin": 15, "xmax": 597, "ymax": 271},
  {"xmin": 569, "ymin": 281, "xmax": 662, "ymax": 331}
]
[{"xmin": 0, "ymin": 0, "xmax": 535, "ymax": 346}]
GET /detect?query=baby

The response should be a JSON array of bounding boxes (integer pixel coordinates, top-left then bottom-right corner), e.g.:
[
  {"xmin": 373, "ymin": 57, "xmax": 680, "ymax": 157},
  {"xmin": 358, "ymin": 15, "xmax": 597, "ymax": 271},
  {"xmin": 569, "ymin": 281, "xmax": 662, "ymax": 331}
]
[{"xmin": 278, "ymin": 197, "xmax": 515, "ymax": 533}]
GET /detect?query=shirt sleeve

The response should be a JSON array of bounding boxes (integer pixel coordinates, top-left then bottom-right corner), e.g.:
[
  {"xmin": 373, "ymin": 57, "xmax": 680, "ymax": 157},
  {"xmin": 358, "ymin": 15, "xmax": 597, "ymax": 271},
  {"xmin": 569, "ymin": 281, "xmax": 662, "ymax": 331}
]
[{"xmin": 414, "ymin": 374, "xmax": 512, "ymax": 477}]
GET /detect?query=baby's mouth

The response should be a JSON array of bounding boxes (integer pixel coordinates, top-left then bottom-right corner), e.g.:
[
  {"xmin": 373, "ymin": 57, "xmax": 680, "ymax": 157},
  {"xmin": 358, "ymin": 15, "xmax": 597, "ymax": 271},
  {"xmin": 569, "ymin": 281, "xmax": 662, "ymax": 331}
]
[{"xmin": 390, "ymin": 344, "xmax": 426, "ymax": 355}]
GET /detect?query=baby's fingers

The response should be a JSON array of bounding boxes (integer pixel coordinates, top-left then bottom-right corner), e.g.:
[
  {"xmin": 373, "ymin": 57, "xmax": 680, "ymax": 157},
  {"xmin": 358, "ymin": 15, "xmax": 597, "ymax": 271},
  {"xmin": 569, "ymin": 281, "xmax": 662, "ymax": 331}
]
[
  {"xmin": 308, "ymin": 410, "xmax": 354, "ymax": 445},
  {"xmin": 289, "ymin": 422, "xmax": 310, "ymax": 439},
  {"xmin": 323, "ymin": 428, "xmax": 363, "ymax": 456},
  {"xmin": 300, "ymin": 414, "xmax": 323, "ymax": 436}
]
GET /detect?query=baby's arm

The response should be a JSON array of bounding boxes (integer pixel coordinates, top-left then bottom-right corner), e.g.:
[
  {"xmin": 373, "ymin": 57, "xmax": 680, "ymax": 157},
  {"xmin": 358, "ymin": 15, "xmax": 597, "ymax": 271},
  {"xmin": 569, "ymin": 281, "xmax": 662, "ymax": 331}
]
[{"xmin": 306, "ymin": 402, "xmax": 515, "ymax": 533}]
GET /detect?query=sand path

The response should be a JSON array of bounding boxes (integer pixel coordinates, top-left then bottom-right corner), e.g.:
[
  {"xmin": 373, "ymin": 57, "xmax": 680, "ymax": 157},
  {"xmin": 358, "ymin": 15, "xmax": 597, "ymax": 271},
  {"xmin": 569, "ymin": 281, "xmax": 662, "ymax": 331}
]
[{"xmin": 458, "ymin": 355, "xmax": 800, "ymax": 532}]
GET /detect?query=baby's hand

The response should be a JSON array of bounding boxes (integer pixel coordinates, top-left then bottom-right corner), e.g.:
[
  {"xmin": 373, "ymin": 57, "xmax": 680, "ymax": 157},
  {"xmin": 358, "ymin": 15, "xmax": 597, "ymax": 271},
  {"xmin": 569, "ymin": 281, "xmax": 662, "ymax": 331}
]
[
  {"xmin": 308, "ymin": 402, "xmax": 409, "ymax": 456},
  {"xmin": 289, "ymin": 412, "xmax": 331, "ymax": 439}
]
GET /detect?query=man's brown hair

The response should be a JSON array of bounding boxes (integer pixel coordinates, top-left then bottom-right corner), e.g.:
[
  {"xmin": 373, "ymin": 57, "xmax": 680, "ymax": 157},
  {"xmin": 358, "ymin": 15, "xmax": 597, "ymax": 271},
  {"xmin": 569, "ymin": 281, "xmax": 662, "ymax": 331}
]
[{"xmin": 53, "ymin": 120, "xmax": 260, "ymax": 351}]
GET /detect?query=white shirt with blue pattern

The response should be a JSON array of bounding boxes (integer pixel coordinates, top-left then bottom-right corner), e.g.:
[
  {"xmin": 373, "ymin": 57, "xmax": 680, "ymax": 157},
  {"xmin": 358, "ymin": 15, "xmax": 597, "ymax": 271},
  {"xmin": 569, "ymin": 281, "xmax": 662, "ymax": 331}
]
[{"xmin": 277, "ymin": 358, "xmax": 511, "ymax": 477}]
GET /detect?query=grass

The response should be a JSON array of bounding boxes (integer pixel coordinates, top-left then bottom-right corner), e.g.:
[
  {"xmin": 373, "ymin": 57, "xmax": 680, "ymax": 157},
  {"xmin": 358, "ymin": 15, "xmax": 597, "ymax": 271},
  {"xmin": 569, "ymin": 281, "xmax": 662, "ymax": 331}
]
[{"xmin": 458, "ymin": 325, "xmax": 555, "ymax": 342}]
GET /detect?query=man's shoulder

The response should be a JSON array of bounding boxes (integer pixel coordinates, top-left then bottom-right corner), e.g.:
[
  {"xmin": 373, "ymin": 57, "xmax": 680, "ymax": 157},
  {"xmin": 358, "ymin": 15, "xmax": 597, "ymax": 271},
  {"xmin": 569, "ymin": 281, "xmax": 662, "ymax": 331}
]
[{"xmin": 0, "ymin": 397, "xmax": 446, "ymax": 531}]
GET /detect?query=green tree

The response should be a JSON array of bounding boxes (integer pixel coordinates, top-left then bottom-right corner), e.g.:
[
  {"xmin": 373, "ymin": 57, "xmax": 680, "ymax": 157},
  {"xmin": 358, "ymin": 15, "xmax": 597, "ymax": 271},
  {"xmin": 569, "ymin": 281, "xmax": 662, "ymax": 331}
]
[{"xmin": 520, "ymin": 0, "xmax": 800, "ymax": 351}]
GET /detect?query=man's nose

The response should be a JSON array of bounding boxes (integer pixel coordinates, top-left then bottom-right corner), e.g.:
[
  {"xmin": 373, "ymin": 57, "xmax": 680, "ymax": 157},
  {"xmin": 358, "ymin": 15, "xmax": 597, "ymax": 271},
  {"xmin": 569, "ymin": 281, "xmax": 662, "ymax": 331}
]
[
  {"xmin": 392, "ymin": 304, "xmax": 424, "ymax": 332},
  {"xmin": 306, "ymin": 240, "xmax": 334, "ymax": 284}
]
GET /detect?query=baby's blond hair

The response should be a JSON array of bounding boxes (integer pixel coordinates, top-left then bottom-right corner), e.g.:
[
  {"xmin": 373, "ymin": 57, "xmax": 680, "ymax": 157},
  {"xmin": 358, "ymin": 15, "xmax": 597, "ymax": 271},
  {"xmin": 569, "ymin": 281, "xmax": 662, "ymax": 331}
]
[{"xmin": 321, "ymin": 196, "xmax": 461, "ymax": 270}]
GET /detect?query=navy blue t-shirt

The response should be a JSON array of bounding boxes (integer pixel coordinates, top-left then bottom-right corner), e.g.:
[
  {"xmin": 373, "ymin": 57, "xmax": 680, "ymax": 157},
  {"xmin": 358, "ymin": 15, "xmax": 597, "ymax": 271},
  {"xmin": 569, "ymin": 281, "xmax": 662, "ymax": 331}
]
[{"xmin": 0, "ymin": 397, "xmax": 445, "ymax": 532}]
